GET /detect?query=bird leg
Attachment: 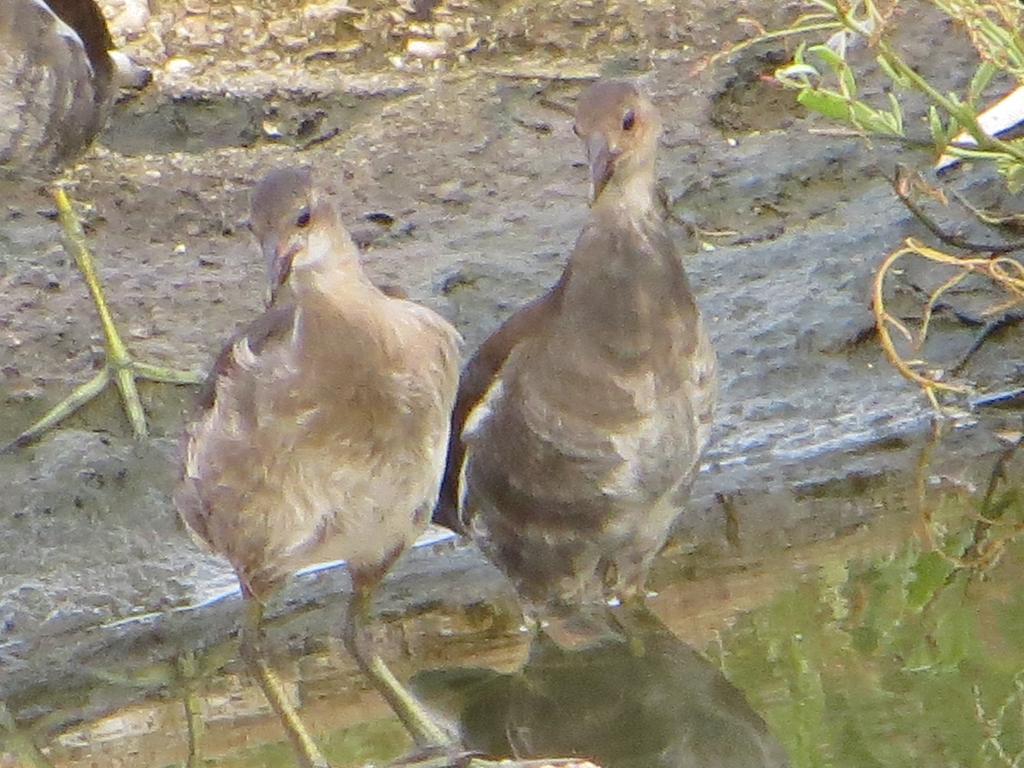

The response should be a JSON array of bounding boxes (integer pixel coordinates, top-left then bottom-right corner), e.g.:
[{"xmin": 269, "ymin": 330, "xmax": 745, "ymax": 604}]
[
  {"xmin": 175, "ymin": 651, "xmax": 206, "ymax": 768},
  {"xmin": 243, "ymin": 591, "xmax": 584, "ymax": 768},
  {"xmin": 241, "ymin": 598, "xmax": 331, "ymax": 768},
  {"xmin": 3, "ymin": 184, "xmax": 202, "ymax": 451},
  {"xmin": 342, "ymin": 577, "xmax": 454, "ymax": 750}
]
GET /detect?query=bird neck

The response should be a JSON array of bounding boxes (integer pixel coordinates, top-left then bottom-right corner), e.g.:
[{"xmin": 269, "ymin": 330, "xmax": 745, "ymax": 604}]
[
  {"xmin": 302, "ymin": 260, "xmax": 376, "ymax": 304},
  {"xmin": 291, "ymin": 264, "xmax": 388, "ymax": 378},
  {"xmin": 564, "ymin": 167, "xmax": 696, "ymax": 363},
  {"xmin": 291, "ymin": 225, "xmax": 368, "ymax": 298},
  {"xmin": 591, "ymin": 168, "xmax": 657, "ymax": 224}
]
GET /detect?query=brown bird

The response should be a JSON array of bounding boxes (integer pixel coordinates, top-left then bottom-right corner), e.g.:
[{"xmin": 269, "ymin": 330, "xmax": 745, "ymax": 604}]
[
  {"xmin": 438, "ymin": 81, "xmax": 717, "ymax": 617},
  {"xmin": 177, "ymin": 168, "xmax": 461, "ymax": 768},
  {"xmin": 1, "ymin": 0, "xmax": 201, "ymax": 452}
]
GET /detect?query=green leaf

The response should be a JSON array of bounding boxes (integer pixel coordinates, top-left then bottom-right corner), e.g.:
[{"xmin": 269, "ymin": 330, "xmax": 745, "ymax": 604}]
[
  {"xmin": 968, "ymin": 60, "xmax": 998, "ymax": 105},
  {"xmin": 928, "ymin": 106, "xmax": 945, "ymax": 148},
  {"xmin": 840, "ymin": 65, "xmax": 857, "ymax": 99},
  {"xmin": 933, "ymin": 602, "xmax": 973, "ymax": 667},
  {"xmin": 807, "ymin": 43, "xmax": 858, "ymax": 98},
  {"xmin": 776, "ymin": 63, "xmax": 822, "ymax": 89},
  {"xmin": 798, "ymin": 88, "xmax": 853, "ymax": 121},
  {"xmin": 808, "ymin": 43, "xmax": 847, "ymax": 71},
  {"xmin": 876, "ymin": 53, "xmax": 911, "ymax": 88},
  {"xmin": 887, "ymin": 92, "xmax": 904, "ymax": 135},
  {"xmin": 839, "ymin": 67, "xmax": 856, "ymax": 99},
  {"xmin": 1003, "ymin": 161, "xmax": 1024, "ymax": 194},
  {"xmin": 945, "ymin": 115, "xmax": 960, "ymax": 143},
  {"xmin": 906, "ymin": 551, "xmax": 953, "ymax": 609},
  {"xmin": 849, "ymin": 101, "xmax": 902, "ymax": 136},
  {"xmin": 776, "ymin": 43, "xmax": 817, "ymax": 89}
]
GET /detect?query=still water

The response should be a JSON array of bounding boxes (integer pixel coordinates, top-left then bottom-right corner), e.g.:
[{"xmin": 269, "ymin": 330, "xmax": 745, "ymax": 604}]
[{"xmin": 3, "ymin": 423, "xmax": 1021, "ymax": 768}]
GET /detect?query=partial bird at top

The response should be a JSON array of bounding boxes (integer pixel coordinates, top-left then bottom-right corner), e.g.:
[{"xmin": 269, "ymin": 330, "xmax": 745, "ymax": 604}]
[
  {"xmin": 438, "ymin": 80, "xmax": 718, "ymax": 621},
  {"xmin": 2, "ymin": 0, "xmax": 201, "ymax": 452},
  {"xmin": 1, "ymin": 0, "xmax": 119, "ymax": 175}
]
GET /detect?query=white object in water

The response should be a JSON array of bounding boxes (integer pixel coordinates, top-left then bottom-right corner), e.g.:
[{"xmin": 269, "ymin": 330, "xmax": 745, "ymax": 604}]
[{"xmin": 936, "ymin": 85, "xmax": 1024, "ymax": 172}]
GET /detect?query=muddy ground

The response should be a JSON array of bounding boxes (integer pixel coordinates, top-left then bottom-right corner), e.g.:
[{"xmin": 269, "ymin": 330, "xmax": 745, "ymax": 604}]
[{"xmin": 0, "ymin": 0, "xmax": 1022, "ymax": 751}]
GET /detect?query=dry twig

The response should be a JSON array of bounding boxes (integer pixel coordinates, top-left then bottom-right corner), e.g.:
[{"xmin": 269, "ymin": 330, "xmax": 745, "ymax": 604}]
[{"xmin": 872, "ymin": 237, "xmax": 1024, "ymax": 406}]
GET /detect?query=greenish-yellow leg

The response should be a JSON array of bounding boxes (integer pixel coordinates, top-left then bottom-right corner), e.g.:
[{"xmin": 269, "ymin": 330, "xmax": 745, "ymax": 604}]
[
  {"xmin": 4, "ymin": 184, "xmax": 202, "ymax": 452},
  {"xmin": 242, "ymin": 599, "xmax": 330, "ymax": 768},
  {"xmin": 176, "ymin": 652, "xmax": 205, "ymax": 768},
  {"xmin": 340, "ymin": 584, "xmax": 605, "ymax": 768},
  {"xmin": 343, "ymin": 581, "xmax": 452, "ymax": 750}
]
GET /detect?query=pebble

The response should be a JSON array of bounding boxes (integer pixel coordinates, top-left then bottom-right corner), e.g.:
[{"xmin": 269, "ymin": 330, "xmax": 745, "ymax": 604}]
[
  {"xmin": 302, "ymin": 0, "xmax": 358, "ymax": 24},
  {"xmin": 164, "ymin": 57, "xmax": 196, "ymax": 76},
  {"xmin": 99, "ymin": 0, "xmax": 150, "ymax": 38},
  {"xmin": 406, "ymin": 38, "xmax": 448, "ymax": 59}
]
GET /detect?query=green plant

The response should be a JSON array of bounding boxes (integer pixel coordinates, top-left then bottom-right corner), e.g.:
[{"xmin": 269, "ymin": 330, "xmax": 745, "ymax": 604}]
[
  {"xmin": 748, "ymin": 0, "xmax": 1024, "ymax": 408},
  {"xmin": 714, "ymin": 440, "xmax": 1024, "ymax": 768}
]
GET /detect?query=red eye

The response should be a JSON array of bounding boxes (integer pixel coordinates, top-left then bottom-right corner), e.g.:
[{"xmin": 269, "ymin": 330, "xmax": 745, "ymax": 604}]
[
  {"xmin": 296, "ymin": 209, "xmax": 311, "ymax": 227},
  {"xmin": 622, "ymin": 110, "xmax": 636, "ymax": 131}
]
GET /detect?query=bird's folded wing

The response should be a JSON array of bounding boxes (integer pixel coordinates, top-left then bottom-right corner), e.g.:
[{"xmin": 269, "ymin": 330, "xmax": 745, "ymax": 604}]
[
  {"xmin": 433, "ymin": 267, "xmax": 571, "ymax": 530},
  {"xmin": 193, "ymin": 303, "xmax": 298, "ymax": 413}
]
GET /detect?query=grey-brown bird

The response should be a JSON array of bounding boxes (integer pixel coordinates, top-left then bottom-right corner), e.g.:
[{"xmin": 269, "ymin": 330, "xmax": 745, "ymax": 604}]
[
  {"xmin": 177, "ymin": 168, "xmax": 461, "ymax": 768},
  {"xmin": 2, "ymin": 0, "xmax": 200, "ymax": 452},
  {"xmin": 438, "ymin": 81, "xmax": 717, "ymax": 616}
]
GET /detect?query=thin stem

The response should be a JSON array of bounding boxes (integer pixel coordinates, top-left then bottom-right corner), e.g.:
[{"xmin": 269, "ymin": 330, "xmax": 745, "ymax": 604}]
[{"xmin": 876, "ymin": 42, "xmax": 1024, "ymax": 166}]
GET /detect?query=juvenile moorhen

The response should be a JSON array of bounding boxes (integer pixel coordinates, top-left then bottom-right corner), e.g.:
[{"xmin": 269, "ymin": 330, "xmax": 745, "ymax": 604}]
[{"xmin": 439, "ymin": 80, "xmax": 718, "ymax": 619}]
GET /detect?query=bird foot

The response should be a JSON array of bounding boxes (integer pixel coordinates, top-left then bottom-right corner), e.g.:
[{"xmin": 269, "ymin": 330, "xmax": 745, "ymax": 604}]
[
  {"xmin": 387, "ymin": 743, "xmax": 483, "ymax": 768},
  {"xmin": 389, "ymin": 745, "xmax": 594, "ymax": 768},
  {"xmin": 3, "ymin": 184, "xmax": 204, "ymax": 453},
  {"xmin": 2, "ymin": 355, "xmax": 202, "ymax": 452}
]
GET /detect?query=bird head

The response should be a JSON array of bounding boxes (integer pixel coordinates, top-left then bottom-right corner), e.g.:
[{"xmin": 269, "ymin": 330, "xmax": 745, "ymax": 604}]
[
  {"xmin": 248, "ymin": 167, "xmax": 353, "ymax": 303},
  {"xmin": 573, "ymin": 81, "xmax": 662, "ymax": 205}
]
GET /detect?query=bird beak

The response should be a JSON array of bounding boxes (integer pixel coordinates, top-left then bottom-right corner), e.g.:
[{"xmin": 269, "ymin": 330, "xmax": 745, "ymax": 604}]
[
  {"xmin": 588, "ymin": 134, "xmax": 620, "ymax": 202},
  {"xmin": 108, "ymin": 51, "xmax": 152, "ymax": 91},
  {"xmin": 265, "ymin": 236, "xmax": 300, "ymax": 304}
]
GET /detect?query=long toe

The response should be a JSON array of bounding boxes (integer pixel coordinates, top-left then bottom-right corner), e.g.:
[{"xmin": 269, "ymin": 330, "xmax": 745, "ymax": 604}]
[{"xmin": 390, "ymin": 743, "xmax": 482, "ymax": 768}]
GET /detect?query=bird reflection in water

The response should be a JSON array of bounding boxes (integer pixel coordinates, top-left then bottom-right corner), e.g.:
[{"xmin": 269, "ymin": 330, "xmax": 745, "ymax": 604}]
[{"xmin": 417, "ymin": 604, "xmax": 790, "ymax": 768}]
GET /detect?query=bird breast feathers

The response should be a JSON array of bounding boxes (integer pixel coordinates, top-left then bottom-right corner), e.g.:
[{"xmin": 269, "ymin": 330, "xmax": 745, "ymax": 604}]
[{"xmin": 460, "ymin": 327, "xmax": 713, "ymax": 506}]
